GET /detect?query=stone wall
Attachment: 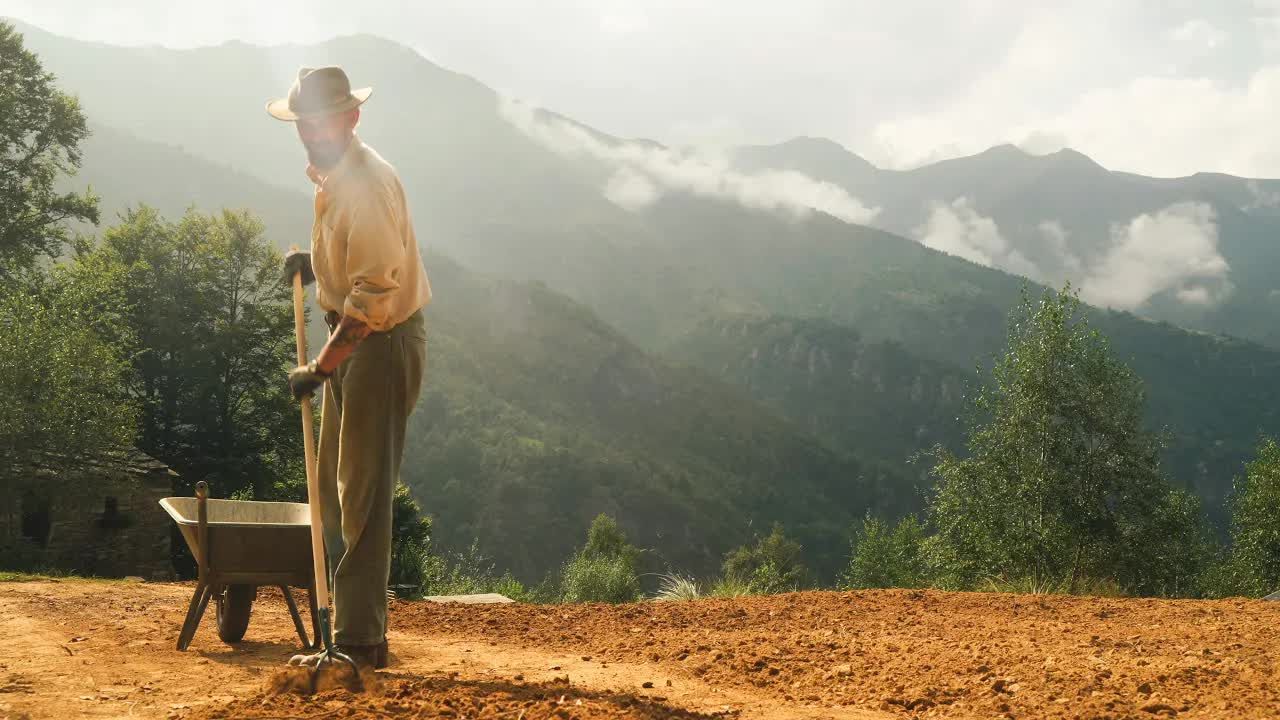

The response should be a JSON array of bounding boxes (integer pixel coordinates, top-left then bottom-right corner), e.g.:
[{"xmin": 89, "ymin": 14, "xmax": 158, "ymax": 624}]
[{"xmin": 0, "ymin": 450, "xmax": 177, "ymax": 579}]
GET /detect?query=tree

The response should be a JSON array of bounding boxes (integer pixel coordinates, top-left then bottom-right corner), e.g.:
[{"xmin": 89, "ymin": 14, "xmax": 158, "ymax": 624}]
[
  {"xmin": 64, "ymin": 205, "xmax": 301, "ymax": 501},
  {"xmin": 0, "ymin": 280, "xmax": 138, "ymax": 469},
  {"xmin": 925, "ymin": 284, "xmax": 1207, "ymax": 595},
  {"xmin": 721, "ymin": 522, "xmax": 808, "ymax": 594},
  {"xmin": 559, "ymin": 514, "xmax": 642, "ymax": 603},
  {"xmin": 840, "ymin": 514, "xmax": 927, "ymax": 590},
  {"xmin": 1220, "ymin": 438, "xmax": 1280, "ymax": 597},
  {"xmin": 0, "ymin": 22, "xmax": 98, "ymax": 275}
]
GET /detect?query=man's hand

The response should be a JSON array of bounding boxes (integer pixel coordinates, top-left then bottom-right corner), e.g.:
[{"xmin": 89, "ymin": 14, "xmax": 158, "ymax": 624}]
[
  {"xmin": 287, "ymin": 359, "xmax": 330, "ymax": 400},
  {"xmin": 282, "ymin": 250, "xmax": 315, "ymax": 287}
]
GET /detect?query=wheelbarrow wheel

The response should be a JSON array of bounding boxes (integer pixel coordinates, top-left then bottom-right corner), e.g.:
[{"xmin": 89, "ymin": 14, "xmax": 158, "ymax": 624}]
[{"xmin": 216, "ymin": 584, "xmax": 255, "ymax": 643}]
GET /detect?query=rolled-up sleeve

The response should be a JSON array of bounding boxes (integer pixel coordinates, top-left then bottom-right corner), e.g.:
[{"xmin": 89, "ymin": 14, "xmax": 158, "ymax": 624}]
[{"xmin": 341, "ymin": 186, "xmax": 405, "ymax": 331}]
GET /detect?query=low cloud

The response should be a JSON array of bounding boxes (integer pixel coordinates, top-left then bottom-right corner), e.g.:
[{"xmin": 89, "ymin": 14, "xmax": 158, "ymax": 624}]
[
  {"xmin": 603, "ymin": 167, "xmax": 660, "ymax": 211},
  {"xmin": 498, "ymin": 96, "xmax": 880, "ymax": 224},
  {"xmin": 1079, "ymin": 202, "xmax": 1231, "ymax": 310},
  {"xmin": 912, "ymin": 201, "xmax": 1230, "ymax": 312},
  {"xmin": 1037, "ymin": 220, "xmax": 1082, "ymax": 273},
  {"xmin": 1244, "ymin": 179, "xmax": 1280, "ymax": 210},
  {"xmin": 915, "ymin": 198, "xmax": 1042, "ymax": 279}
]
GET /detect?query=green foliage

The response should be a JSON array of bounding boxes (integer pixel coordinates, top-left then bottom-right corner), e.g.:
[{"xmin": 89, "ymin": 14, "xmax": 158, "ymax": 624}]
[
  {"xmin": 706, "ymin": 575, "xmax": 754, "ymax": 598},
  {"xmin": 560, "ymin": 553, "xmax": 641, "ymax": 604},
  {"xmin": 0, "ymin": 278, "xmax": 137, "ymax": 468},
  {"xmin": 558, "ymin": 514, "xmax": 642, "ymax": 604},
  {"xmin": 389, "ymin": 483, "xmax": 434, "ymax": 592},
  {"xmin": 978, "ymin": 575, "xmax": 1127, "ymax": 597},
  {"xmin": 839, "ymin": 514, "xmax": 927, "ymax": 590},
  {"xmin": 65, "ymin": 205, "xmax": 301, "ymax": 503},
  {"xmin": 721, "ymin": 523, "xmax": 809, "ymax": 594},
  {"xmin": 0, "ymin": 22, "xmax": 98, "ymax": 274},
  {"xmin": 924, "ymin": 284, "xmax": 1211, "ymax": 596},
  {"xmin": 1218, "ymin": 439, "xmax": 1280, "ymax": 597},
  {"xmin": 581, "ymin": 514, "xmax": 640, "ymax": 565},
  {"xmin": 421, "ymin": 541, "xmax": 530, "ymax": 601}
]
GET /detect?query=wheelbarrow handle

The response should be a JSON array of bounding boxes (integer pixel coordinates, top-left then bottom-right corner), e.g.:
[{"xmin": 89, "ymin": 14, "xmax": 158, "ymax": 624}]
[{"xmin": 291, "ymin": 245, "xmax": 332, "ymax": 618}]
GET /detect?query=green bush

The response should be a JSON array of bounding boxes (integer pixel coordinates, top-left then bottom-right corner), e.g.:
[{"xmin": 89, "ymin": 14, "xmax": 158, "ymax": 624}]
[
  {"xmin": 557, "ymin": 514, "xmax": 642, "ymax": 603},
  {"xmin": 721, "ymin": 523, "xmax": 808, "ymax": 594},
  {"xmin": 840, "ymin": 514, "xmax": 927, "ymax": 590},
  {"xmin": 706, "ymin": 574, "xmax": 753, "ymax": 598},
  {"xmin": 560, "ymin": 552, "xmax": 641, "ymax": 603},
  {"xmin": 418, "ymin": 541, "xmax": 531, "ymax": 602},
  {"xmin": 389, "ymin": 483, "xmax": 435, "ymax": 594}
]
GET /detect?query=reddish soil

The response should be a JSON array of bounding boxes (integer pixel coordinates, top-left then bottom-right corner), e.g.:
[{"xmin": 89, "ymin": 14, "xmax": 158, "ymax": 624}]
[{"xmin": 2, "ymin": 580, "xmax": 1278, "ymax": 720}]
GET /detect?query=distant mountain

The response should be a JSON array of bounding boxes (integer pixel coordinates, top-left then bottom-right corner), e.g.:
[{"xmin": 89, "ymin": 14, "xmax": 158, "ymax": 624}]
[
  {"xmin": 19, "ymin": 18, "xmax": 1280, "ymax": 535},
  {"xmin": 408, "ymin": 255, "xmax": 902, "ymax": 580},
  {"xmin": 732, "ymin": 138, "xmax": 1280, "ymax": 349},
  {"xmin": 666, "ymin": 314, "xmax": 969, "ymax": 476}
]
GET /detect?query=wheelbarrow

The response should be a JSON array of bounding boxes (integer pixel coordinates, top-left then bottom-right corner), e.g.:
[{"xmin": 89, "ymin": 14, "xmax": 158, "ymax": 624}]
[{"xmin": 159, "ymin": 480, "xmax": 320, "ymax": 651}]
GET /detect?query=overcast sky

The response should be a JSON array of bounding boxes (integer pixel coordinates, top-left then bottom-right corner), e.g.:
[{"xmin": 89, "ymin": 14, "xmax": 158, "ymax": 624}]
[{"xmin": 6, "ymin": 1, "xmax": 1280, "ymax": 177}]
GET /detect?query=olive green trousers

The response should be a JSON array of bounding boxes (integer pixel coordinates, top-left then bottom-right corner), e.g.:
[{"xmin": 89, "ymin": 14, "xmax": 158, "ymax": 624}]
[{"xmin": 316, "ymin": 308, "xmax": 426, "ymax": 646}]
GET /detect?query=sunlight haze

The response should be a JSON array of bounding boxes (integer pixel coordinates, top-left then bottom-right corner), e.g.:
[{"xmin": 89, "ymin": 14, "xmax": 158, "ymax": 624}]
[{"xmin": 6, "ymin": 1, "xmax": 1280, "ymax": 177}]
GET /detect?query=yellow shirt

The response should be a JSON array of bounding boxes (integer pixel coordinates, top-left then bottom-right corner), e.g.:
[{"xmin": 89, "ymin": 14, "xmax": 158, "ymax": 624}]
[{"xmin": 310, "ymin": 136, "xmax": 432, "ymax": 332}]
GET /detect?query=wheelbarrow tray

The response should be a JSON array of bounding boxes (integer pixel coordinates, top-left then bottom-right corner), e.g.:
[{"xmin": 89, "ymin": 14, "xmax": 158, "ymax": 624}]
[
  {"xmin": 159, "ymin": 489, "xmax": 320, "ymax": 651},
  {"xmin": 160, "ymin": 496, "xmax": 313, "ymax": 586}
]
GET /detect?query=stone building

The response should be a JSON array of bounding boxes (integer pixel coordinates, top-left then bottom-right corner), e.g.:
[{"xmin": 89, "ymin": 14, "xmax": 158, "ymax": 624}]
[{"xmin": 0, "ymin": 448, "xmax": 177, "ymax": 579}]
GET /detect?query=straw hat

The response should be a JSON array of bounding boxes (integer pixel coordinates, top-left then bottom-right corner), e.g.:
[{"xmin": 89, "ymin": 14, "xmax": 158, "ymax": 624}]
[{"xmin": 266, "ymin": 66, "xmax": 372, "ymax": 121}]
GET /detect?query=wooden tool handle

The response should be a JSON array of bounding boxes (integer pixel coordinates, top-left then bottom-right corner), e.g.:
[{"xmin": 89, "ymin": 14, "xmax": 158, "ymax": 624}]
[{"xmin": 290, "ymin": 245, "xmax": 330, "ymax": 612}]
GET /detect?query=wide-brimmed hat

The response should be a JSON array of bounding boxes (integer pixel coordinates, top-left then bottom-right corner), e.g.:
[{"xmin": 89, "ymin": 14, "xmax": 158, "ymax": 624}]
[{"xmin": 266, "ymin": 66, "xmax": 372, "ymax": 121}]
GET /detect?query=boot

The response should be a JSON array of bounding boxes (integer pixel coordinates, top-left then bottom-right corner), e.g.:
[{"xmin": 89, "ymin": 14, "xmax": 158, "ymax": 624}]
[{"xmin": 288, "ymin": 639, "xmax": 387, "ymax": 670}]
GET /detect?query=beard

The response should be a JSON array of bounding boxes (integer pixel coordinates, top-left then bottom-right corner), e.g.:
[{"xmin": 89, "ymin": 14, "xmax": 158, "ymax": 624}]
[{"xmin": 304, "ymin": 140, "xmax": 347, "ymax": 171}]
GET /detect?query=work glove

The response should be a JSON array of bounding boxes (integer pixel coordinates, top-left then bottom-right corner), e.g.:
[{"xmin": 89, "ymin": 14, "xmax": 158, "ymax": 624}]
[
  {"xmin": 282, "ymin": 249, "xmax": 315, "ymax": 287},
  {"xmin": 288, "ymin": 359, "xmax": 331, "ymax": 400}
]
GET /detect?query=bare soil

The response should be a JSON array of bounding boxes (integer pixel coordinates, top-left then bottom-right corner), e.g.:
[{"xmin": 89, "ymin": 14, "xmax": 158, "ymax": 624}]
[{"xmin": 1, "ymin": 580, "xmax": 1278, "ymax": 719}]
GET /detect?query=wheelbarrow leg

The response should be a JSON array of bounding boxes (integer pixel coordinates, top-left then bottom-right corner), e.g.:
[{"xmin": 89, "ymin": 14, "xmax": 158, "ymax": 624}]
[
  {"xmin": 176, "ymin": 581, "xmax": 212, "ymax": 651},
  {"xmin": 280, "ymin": 585, "xmax": 311, "ymax": 649}
]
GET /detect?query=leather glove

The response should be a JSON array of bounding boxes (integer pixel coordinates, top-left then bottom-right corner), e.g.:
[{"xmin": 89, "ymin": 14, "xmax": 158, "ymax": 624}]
[
  {"xmin": 282, "ymin": 250, "xmax": 315, "ymax": 287},
  {"xmin": 288, "ymin": 359, "xmax": 331, "ymax": 400}
]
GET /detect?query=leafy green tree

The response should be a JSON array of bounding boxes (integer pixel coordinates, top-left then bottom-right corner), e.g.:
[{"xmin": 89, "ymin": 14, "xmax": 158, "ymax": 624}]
[
  {"xmin": 0, "ymin": 22, "xmax": 98, "ymax": 274},
  {"xmin": 0, "ymin": 280, "xmax": 138, "ymax": 469},
  {"xmin": 840, "ymin": 514, "xmax": 927, "ymax": 590},
  {"xmin": 1219, "ymin": 439, "xmax": 1280, "ymax": 597},
  {"xmin": 925, "ymin": 284, "xmax": 1207, "ymax": 595},
  {"xmin": 63, "ymin": 205, "xmax": 300, "ymax": 500},
  {"xmin": 721, "ymin": 522, "xmax": 808, "ymax": 594},
  {"xmin": 559, "ymin": 514, "xmax": 641, "ymax": 603}
]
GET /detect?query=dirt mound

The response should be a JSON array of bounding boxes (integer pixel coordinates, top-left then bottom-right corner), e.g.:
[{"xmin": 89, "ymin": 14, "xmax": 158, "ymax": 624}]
[
  {"xmin": 192, "ymin": 672, "xmax": 731, "ymax": 719},
  {"xmin": 392, "ymin": 589, "xmax": 1280, "ymax": 718}
]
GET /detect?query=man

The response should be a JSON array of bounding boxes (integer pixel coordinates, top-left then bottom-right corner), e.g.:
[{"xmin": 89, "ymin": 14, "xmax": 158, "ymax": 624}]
[{"xmin": 267, "ymin": 66, "xmax": 431, "ymax": 670}]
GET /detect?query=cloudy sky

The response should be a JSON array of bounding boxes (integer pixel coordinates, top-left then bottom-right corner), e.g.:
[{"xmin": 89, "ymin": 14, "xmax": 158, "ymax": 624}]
[{"xmin": 6, "ymin": 1, "xmax": 1280, "ymax": 177}]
